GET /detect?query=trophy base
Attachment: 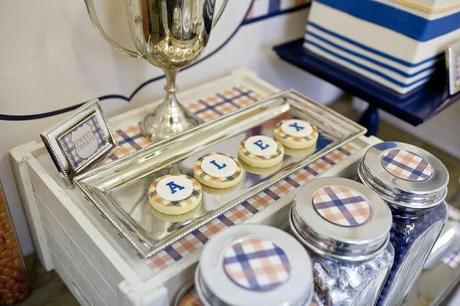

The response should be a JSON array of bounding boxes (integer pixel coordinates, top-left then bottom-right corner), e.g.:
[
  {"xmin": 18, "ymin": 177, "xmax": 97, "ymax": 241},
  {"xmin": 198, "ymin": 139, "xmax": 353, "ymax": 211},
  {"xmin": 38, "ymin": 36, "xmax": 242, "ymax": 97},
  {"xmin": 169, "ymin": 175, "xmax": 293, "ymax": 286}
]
[{"xmin": 141, "ymin": 100, "xmax": 199, "ymax": 142}]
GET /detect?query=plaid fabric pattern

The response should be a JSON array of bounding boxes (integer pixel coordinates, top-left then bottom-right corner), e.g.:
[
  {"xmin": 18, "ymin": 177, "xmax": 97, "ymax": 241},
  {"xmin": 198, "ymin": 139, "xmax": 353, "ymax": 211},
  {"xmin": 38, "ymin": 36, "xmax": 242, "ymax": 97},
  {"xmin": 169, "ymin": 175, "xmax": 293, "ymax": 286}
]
[
  {"xmin": 222, "ymin": 236, "xmax": 290, "ymax": 291},
  {"xmin": 104, "ymin": 125, "xmax": 152, "ymax": 163},
  {"xmin": 104, "ymin": 86, "xmax": 262, "ymax": 161},
  {"xmin": 312, "ymin": 186, "xmax": 370, "ymax": 226},
  {"xmin": 148, "ymin": 176, "xmax": 202, "ymax": 209},
  {"xmin": 96, "ymin": 83, "xmax": 363, "ymax": 272},
  {"xmin": 148, "ymin": 142, "xmax": 361, "ymax": 272},
  {"xmin": 60, "ymin": 115, "xmax": 107, "ymax": 169},
  {"xmin": 381, "ymin": 149, "xmax": 433, "ymax": 181},
  {"xmin": 194, "ymin": 153, "xmax": 242, "ymax": 183}
]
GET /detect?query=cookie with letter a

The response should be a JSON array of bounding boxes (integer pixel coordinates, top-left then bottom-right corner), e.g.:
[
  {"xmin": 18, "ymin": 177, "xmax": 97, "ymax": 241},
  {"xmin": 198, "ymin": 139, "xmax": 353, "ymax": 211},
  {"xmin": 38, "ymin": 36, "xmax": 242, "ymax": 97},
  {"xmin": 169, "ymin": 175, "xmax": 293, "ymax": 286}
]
[{"xmin": 149, "ymin": 174, "xmax": 202, "ymax": 215}]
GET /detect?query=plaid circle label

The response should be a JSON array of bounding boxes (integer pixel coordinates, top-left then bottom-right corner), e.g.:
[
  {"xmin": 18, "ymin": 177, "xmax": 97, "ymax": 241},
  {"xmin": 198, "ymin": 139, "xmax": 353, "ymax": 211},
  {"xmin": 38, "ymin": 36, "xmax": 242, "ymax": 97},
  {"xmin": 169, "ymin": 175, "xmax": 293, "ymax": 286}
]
[
  {"xmin": 381, "ymin": 149, "xmax": 433, "ymax": 181},
  {"xmin": 222, "ymin": 236, "xmax": 291, "ymax": 291},
  {"xmin": 312, "ymin": 186, "xmax": 371, "ymax": 227}
]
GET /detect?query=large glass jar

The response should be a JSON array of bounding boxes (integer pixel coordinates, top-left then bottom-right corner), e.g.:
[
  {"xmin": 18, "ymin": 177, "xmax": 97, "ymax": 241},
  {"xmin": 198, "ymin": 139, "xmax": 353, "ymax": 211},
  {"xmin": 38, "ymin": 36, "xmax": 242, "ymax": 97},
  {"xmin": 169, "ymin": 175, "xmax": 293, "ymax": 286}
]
[
  {"xmin": 0, "ymin": 182, "xmax": 30, "ymax": 305},
  {"xmin": 358, "ymin": 141, "xmax": 449, "ymax": 306},
  {"xmin": 194, "ymin": 224, "xmax": 314, "ymax": 306},
  {"xmin": 290, "ymin": 177, "xmax": 394, "ymax": 306}
]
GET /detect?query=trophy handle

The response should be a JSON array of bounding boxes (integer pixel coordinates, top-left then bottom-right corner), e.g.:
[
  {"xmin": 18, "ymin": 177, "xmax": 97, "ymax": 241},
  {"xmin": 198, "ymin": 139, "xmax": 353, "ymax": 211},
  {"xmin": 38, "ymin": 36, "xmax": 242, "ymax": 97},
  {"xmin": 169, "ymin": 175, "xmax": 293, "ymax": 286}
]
[
  {"xmin": 84, "ymin": 0, "xmax": 142, "ymax": 58},
  {"xmin": 212, "ymin": 0, "xmax": 228, "ymax": 28}
]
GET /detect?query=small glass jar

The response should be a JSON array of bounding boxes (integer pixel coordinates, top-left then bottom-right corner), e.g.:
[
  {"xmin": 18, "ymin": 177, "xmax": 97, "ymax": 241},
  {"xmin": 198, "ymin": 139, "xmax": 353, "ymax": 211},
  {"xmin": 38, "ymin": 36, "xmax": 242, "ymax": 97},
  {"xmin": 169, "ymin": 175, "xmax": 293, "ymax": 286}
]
[
  {"xmin": 358, "ymin": 141, "xmax": 449, "ymax": 306},
  {"xmin": 290, "ymin": 177, "xmax": 394, "ymax": 306},
  {"xmin": 195, "ymin": 224, "xmax": 314, "ymax": 306}
]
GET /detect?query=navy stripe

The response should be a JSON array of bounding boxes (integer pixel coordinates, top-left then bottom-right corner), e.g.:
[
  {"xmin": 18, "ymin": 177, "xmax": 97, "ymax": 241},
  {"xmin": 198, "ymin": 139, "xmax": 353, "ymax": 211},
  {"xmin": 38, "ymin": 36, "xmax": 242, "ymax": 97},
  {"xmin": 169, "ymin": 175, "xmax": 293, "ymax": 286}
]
[
  {"xmin": 217, "ymin": 214, "xmax": 234, "ymax": 226},
  {"xmin": 317, "ymin": 0, "xmax": 460, "ymax": 42},
  {"xmin": 243, "ymin": 2, "xmax": 311, "ymax": 25},
  {"xmin": 308, "ymin": 22, "xmax": 442, "ymax": 67},
  {"xmin": 268, "ymin": 0, "xmax": 281, "ymax": 13},
  {"xmin": 264, "ymin": 189, "xmax": 280, "ymax": 200},
  {"xmin": 285, "ymin": 176, "xmax": 300, "ymax": 188},
  {"xmin": 337, "ymin": 147, "xmax": 351, "ymax": 156},
  {"xmin": 165, "ymin": 245, "xmax": 182, "ymax": 260},
  {"xmin": 191, "ymin": 229, "xmax": 209, "ymax": 244},
  {"xmin": 306, "ymin": 30, "xmax": 436, "ymax": 78},
  {"xmin": 242, "ymin": 201, "xmax": 259, "ymax": 214},
  {"xmin": 304, "ymin": 39, "xmax": 433, "ymax": 88}
]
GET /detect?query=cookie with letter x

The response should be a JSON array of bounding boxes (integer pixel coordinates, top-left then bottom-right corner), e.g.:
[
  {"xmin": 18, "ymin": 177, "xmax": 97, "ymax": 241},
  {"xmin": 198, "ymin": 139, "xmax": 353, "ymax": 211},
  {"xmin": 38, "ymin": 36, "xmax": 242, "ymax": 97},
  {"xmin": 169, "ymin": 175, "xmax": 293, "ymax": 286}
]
[
  {"xmin": 194, "ymin": 152, "xmax": 244, "ymax": 189},
  {"xmin": 149, "ymin": 174, "xmax": 202, "ymax": 215},
  {"xmin": 274, "ymin": 119, "xmax": 318, "ymax": 150},
  {"xmin": 238, "ymin": 135, "xmax": 284, "ymax": 168}
]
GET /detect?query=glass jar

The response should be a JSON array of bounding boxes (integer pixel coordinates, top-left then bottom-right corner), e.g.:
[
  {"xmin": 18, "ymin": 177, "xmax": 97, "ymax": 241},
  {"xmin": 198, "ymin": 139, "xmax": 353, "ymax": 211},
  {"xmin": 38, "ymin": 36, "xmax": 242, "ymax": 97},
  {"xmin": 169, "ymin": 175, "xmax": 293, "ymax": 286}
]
[
  {"xmin": 290, "ymin": 177, "xmax": 394, "ymax": 306},
  {"xmin": 358, "ymin": 141, "xmax": 449, "ymax": 306},
  {"xmin": 195, "ymin": 224, "xmax": 314, "ymax": 306},
  {"xmin": 0, "ymin": 182, "xmax": 30, "ymax": 305}
]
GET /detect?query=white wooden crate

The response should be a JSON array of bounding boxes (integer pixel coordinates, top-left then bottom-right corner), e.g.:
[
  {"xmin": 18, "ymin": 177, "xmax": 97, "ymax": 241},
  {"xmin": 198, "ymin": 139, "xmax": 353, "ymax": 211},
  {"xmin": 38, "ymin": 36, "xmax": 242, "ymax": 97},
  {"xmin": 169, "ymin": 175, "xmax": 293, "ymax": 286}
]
[{"xmin": 10, "ymin": 68, "xmax": 378, "ymax": 305}]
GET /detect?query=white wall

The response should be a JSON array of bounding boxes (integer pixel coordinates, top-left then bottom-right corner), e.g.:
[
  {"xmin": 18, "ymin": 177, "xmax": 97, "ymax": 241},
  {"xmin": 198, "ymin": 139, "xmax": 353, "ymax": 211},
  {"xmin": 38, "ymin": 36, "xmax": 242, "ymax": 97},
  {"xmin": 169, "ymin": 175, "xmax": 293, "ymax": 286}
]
[{"xmin": 1, "ymin": 1, "xmax": 344, "ymax": 255}]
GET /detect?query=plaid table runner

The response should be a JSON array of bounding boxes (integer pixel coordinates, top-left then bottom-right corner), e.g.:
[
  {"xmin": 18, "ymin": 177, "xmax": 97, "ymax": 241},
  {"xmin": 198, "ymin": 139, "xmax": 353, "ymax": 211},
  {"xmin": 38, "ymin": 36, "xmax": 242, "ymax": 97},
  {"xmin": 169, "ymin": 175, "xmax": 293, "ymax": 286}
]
[{"xmin": 103, "ymin": 83, "xmax": 362, "ymax": 272}]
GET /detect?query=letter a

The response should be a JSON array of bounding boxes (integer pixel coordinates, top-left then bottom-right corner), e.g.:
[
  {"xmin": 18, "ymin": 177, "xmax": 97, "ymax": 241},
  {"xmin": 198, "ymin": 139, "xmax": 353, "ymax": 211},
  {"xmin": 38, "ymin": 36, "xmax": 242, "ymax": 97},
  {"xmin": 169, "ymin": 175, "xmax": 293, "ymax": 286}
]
[{"xmin": 166, "ymin": 181, "xmax": 185, "ymax": 194}]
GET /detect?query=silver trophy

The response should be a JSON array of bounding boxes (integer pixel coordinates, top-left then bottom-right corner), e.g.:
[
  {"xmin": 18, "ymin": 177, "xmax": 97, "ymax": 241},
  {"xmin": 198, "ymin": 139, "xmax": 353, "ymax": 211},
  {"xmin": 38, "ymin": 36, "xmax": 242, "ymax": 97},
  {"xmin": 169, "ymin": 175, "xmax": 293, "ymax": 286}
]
[{"xmin": 84, "ymin": 0, "xmax": 227, "ymax": 140}]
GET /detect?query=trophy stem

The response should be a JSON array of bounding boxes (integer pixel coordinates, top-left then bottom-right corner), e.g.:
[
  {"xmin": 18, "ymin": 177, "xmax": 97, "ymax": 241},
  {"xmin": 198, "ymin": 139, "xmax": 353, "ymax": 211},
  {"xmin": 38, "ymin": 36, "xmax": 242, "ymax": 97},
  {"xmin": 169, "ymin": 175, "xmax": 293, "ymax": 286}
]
[{"xmin": 141, "ymin": 68, "xmax": 198, "ymax": 141}]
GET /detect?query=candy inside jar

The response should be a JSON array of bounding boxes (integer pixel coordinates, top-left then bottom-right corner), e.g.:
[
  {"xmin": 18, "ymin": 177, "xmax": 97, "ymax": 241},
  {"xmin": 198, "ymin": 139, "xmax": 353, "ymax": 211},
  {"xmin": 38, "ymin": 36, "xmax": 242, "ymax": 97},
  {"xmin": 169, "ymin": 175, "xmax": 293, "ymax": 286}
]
[
  {"xmin": 358, "ymin": 141, "xmax": 449, "ymax": 306},
  {"xmin": 290, "ymin": 177, "xmax": 394, "ymax": 306}
]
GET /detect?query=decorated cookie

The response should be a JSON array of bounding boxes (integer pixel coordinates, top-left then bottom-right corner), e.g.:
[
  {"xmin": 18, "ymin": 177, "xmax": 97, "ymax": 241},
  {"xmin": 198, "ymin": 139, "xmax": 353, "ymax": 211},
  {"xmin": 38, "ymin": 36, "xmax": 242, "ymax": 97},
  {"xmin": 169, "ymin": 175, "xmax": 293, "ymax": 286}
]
[
  {"xmin": 238, "ymin": 135, "xmax": 284, "ymax": 168},
  {"xmin": 274, "ymin": 119, "xmax": 318, "ymax": 150},
  {"xmin": 148, "ymin": 175, "xmax": 202, "ymax": 215},
  {"xmin": 194, "ymin": 152, "xmax": 243, "ymax": 189}
]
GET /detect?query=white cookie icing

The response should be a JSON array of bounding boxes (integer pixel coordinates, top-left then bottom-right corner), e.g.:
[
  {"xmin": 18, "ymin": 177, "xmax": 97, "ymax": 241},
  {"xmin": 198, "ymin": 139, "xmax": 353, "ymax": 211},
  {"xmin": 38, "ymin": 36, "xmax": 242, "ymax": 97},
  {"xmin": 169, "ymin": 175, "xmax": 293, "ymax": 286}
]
[{"xmin": 156, "ymin": 175, "xmax": 193, "ymax": 202}]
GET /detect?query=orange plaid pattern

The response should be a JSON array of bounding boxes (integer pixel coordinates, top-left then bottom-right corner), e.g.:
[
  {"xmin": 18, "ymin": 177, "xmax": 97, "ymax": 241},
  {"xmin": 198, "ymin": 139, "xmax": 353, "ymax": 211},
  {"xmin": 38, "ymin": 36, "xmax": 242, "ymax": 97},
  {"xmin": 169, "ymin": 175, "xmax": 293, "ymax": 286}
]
[
  {"xmin": 312, "ymin": 186, "xmax": 370, "ymax": 226},
  {"xmin": 381, "ymin": 149, "xmax": 433, "ymax": 181},
  {"xmin": 100, "ymin": 84, "xmax": 362, "ymax": 272}
]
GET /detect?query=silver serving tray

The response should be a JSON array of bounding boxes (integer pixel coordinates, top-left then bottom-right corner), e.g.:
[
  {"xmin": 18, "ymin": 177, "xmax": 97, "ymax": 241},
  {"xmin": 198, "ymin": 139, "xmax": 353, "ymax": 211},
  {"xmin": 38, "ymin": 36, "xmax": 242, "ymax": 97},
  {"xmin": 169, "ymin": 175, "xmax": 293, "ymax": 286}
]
[{"xmin": 75, "ymin": 89, "xmax": 366, "ymax": 258}]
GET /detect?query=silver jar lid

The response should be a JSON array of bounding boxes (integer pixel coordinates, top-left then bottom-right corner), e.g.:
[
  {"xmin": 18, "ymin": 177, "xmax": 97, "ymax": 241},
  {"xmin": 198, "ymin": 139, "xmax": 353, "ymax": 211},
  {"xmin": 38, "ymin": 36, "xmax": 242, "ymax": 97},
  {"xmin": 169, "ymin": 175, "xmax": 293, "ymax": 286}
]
[
  {"xmin": 290, "ymin": 177, "xmax": 392, "ymax": 261},
  {"xmin": 195, "ymin": 224, "xmax": 313, "ymax": 306},
  {"xmin": 358, "ymin": 141, "xmax": 448, "ymax": 209}
]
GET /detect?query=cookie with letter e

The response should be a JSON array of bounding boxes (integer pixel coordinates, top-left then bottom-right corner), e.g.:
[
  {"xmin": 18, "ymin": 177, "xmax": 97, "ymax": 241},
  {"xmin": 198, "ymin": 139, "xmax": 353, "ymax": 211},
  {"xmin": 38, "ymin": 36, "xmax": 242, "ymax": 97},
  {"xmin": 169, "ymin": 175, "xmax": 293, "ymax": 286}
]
[
  {"xmin": 148, "ymin": 175, "xmax": 202, "ymax": 215},
  {"xmin": 274, "ymin": 119, "xmax": 318, "ymax": 150},
  {"xmin": 194, "ymin": 152, "xmax": 243, "ymax": 189},
  {"xmin": 238, "ymin": 135, "xmax": 284, "ymax": 168}
]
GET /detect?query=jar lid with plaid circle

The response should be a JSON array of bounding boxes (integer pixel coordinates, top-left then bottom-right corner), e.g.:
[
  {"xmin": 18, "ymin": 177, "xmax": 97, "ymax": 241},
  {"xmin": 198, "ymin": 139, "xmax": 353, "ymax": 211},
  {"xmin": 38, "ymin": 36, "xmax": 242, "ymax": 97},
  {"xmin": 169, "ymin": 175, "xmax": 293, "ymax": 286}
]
[
  {"xmin": 358, "ymin": 141, "xmax": 448, "ymax": 210},
  {"xmin": 195, "ymin": 225, "xmax": 313, "ymax": 306},
  {"xmin": 291, "ymin": 177, "xmax": 392, "ymax": 262}
]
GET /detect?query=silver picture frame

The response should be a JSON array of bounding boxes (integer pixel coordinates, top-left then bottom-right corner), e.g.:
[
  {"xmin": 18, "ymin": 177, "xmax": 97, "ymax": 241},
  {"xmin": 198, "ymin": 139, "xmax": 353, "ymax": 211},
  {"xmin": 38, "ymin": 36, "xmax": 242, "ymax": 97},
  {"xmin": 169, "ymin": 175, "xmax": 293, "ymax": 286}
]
[
  {"xmin": 447, "ymin": 41, "xmax": 460, "ymax": 95},
  {"xmin": 40, "ymin": 99, "xmax": 116, "ymax": 183}
]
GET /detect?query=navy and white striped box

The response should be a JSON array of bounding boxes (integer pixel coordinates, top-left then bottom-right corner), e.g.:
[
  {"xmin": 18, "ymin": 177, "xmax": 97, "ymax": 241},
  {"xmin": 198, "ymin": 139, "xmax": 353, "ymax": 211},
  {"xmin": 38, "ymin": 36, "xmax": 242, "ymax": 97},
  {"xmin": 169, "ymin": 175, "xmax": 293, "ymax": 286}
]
[{"xmin": 304, "ymin": 0, "xmax": 460, "ymax": 94}]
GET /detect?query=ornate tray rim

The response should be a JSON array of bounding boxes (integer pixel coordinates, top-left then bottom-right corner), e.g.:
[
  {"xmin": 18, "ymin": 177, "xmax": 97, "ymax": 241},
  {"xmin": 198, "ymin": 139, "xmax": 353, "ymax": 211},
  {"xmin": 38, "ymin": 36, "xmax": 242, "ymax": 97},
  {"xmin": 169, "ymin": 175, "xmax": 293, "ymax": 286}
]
[{"xmin": 75, "ymin": 89, "xmax": 366, "ymax": 258}]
